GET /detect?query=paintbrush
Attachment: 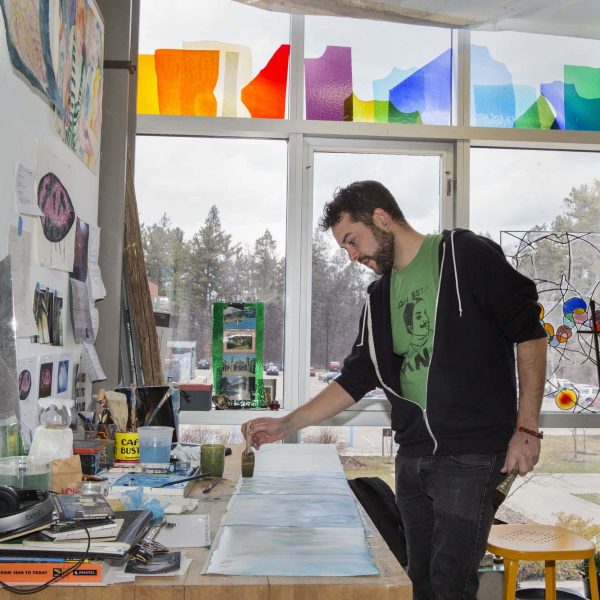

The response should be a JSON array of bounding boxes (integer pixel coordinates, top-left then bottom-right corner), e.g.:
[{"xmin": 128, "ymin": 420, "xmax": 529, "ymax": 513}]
[
  {"xmin": 241, "ymin": 424, "xmax": 255, "ymax": 478},
  {"xmin": 492, "ymin": 467, "xmax": 519, "ymax": 510},
  {"xmin": 158, "ymin": 473, "xmax": 210, "ymax": 487}
]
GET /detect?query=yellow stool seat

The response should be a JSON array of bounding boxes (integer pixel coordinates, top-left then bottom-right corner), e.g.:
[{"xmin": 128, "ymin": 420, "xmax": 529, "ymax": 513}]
[{"xmin": 487, "ymin": 524, "xmax": 599, "ymax": 600}]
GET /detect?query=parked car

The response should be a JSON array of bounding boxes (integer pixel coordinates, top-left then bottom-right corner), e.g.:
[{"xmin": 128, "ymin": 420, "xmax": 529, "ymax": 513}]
[
  {"xmin": 328, "ymin": 361, "xmax": 342, "ymax": 372},
  {"xmin": 265, "ymin": 363, "xmax": 279, "ymax": 376},
  {"xmin": 197, "ymin": 358, "xmax": 210, "ymax": 369},
  {"xmin": 309, "ymin": 366, "xmax": 316, "ymax": 377},
  {"xmin": 319, "ymin": 371, "xmax": 340, "ymax": 384},
  {"xmin": 578, "ymin": 384, "xmax": 599, "ymax": 407},
  {"xmin": 363, "ymin": 387, "xmax": 386, "ymax": 400}
]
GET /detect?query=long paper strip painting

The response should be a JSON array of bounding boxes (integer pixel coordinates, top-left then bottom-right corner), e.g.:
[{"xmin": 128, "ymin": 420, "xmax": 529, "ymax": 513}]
[
  {"xmin": 207, "ymin": 526, "xmax": 379, "ymax": 576},
  {"xmin": 223, "ymin": 494, "xmax": 363, "ymax": 528},
  {"xmin": 236, "ymin": 472, "xmax": 351, "ymax": 496}
]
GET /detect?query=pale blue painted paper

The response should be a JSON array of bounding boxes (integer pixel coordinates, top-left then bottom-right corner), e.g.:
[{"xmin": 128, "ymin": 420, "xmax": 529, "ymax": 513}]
[
  {"xmin": 223, "ymin": 493, "xmax": 362, "ymax": 528},
  {"xmin": 237, "ymin": 472, "xmax": 350, "ymax": 495},
  {"xmin": 206, "ymin": 526, "xmax": 379, "ymax": 576}
]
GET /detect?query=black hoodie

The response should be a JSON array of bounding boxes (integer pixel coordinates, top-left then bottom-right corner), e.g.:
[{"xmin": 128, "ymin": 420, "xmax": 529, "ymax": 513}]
[{"xmin": 335, "ymin": 229, "xmax": 546, "ymax": 457}]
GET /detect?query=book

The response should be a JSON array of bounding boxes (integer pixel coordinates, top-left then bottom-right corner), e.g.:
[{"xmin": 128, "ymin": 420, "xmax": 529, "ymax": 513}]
[
  {"xmin": 40, "ymin": 519, "xmax": 123, "ymax": 541},
  {"xmin": 0, "ymin": 559, "xmax": 105, "ymax": 584},
  {"xmin": 0, "ymin": 509, "xmax": 153, "ymax": 560},
  {"xmin": 52, "ymin": 493, "xmax": 114, "ymax": 521},
  {"xmin": 106, "ymin": 466, "xmax": 201, "ymax": 498}
]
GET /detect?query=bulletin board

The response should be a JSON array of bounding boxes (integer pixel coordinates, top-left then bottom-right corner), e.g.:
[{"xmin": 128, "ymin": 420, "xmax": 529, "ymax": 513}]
[{"xmin": 0, "ymin": 0, "xmax": 106, "ymax": 452}]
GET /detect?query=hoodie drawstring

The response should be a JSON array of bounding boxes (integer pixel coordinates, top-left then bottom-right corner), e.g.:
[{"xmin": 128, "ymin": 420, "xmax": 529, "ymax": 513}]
[
  {"xmin": 356, "ymin": 302, "xmax": 368, "ymax": 347},
  {"xmin": 450, "ymin": 231, "xmax": 463, "ymax": 317}
]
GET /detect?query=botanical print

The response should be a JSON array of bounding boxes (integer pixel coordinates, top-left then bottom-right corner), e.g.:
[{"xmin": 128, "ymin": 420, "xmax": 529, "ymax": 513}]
[{"xmin": 54, "ymin": 0, "xmax": 104, "ymax": 172}]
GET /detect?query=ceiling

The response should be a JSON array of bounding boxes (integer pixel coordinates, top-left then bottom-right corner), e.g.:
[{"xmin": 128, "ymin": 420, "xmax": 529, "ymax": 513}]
[{"xmin": 233, "ymin": 0, "xmax": 600, "ymax": 39}]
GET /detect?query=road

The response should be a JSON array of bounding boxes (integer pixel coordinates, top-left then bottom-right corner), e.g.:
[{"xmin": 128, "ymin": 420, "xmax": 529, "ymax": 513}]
[{"xmin": 504, "ymin": 473, "xmax": 600, "ymax": 524}]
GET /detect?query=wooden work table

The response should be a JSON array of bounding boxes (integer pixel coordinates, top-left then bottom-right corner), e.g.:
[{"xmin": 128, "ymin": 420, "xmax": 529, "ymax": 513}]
[{"xmin": 0, "ymin": 446, "xmax": 412, "ymax": 599}]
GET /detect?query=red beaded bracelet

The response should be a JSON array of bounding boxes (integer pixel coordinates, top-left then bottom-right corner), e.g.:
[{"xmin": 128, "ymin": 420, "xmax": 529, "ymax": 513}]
[{"xmin": 518, "ymin": 426, "xmax": 544, "ymax": 439}]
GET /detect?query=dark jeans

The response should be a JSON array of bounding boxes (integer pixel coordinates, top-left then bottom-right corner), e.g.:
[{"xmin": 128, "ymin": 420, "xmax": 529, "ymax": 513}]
[{"xmin": 395, "ymin": 452, "xmax": 505, "ymax": 600}]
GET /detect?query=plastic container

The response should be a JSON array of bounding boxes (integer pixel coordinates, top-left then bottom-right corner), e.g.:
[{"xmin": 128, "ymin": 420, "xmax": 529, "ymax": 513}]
[
  {"xmin": 137, "ymin": 426, "xmax": 173, "ymax": 464},
  {"xmin": 0, "ymin": 456, "xmax": 51, "ymax": 490},
  {"xmin": 201, "ymin": 444, "xmax": 225, "ymax": 477}
]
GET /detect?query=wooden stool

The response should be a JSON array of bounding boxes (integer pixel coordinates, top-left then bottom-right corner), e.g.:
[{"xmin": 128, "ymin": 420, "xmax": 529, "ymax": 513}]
[{"xmin": 487, "ymin": 524, "xmax": 599, "ymax": 600}]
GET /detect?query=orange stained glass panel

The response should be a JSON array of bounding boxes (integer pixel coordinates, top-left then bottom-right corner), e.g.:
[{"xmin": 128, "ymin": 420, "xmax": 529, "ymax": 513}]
[
  {"xmin": 241, "ymin": 44, "xmax": 290, "ymax": 118},
  {"xmin": 137, "ymin": 54, "xmax": 160, "ymax": 114},
  {"xmin": 154, "ymin": 49, "xmax": 219, "ymax": 116}
]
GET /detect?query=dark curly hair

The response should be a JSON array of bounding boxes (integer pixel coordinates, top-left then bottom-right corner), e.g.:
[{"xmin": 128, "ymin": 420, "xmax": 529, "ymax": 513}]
[{"xmin": 319, "ymin": 180, "xmax": 406, "ymax": 231}]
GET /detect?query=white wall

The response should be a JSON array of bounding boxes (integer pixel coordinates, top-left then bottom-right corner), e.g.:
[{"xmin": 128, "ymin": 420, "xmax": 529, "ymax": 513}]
[{"xmin": 0, "ymin": 17, "xmax": 100, "ymax": 370}]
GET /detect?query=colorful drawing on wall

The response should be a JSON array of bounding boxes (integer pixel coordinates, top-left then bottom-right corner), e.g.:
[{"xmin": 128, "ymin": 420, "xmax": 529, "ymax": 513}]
[
  {"xmin": 17, "ymin": 356, "xmax": 39, "ymax": 448},
  {"xmin": 18, "ymin": 368, "xmax": 32, "ymax": 401},
  {"xmin": 472, "ymin": 45, "xmax": 600, "ymax": 131},
  {"xmin": 37, "ymin": 172, "xmax": 75, "ymax": 242},
  {"xmin": 212, "ymin": 302, "xmax": 265, "ymax": 408},
  {"xmin": 503, "ymin": 230, "xmax": 600, "ymax": 413},
  {"xmin": 35, "ymin": 144, "xmax": 78, "ymax": 272},
  {"xmin": 71, "ymin": 218, "xmax": 89, "ymax": 282},
  {"xmin": 0, "ymin": 0, "xmax": 63, "ymax": 112},
  {"xmin": 138, "ymin": 44, "xmax": 290, "ymax": 119},
  {"xmin": 54, "ymin": 0, "xmax": 104, "ymax": 172},
  {"xmin": 38, "ymin": 361, "xmax": 53, "ymax": 399}
]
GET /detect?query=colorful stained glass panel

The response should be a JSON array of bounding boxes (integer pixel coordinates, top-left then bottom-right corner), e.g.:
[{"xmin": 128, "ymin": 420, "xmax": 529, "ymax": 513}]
[
  {"xmin": 305, "ymin": 16, "xmax": 452, "ymax": 125},
  {"xmin": 137, "ymin": 0, "xmax": 289, "ymax": 118},
  {"xmin": 471, "ymin": 32, "xmax": 600, "ymax": 131}
]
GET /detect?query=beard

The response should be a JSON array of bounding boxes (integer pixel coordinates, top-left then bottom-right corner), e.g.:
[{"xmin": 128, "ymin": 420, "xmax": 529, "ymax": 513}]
[{"xmin": 359, "ymin": 227, "xmax": 395, "ymax": 274}]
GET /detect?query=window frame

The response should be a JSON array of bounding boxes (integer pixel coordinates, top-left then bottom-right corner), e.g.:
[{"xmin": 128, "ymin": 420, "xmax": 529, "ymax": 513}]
[{"xmin": 134, "ymin": 12, "xmax": 600, "ymax": 429}]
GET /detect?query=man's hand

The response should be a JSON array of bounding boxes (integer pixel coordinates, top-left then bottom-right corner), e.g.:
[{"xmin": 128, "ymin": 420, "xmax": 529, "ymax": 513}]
[
  {"xmin": 241, "ymin": 417, "xmax": 290, "ymax": 449},
  {"xmin": 240, "ymin": 381, "xmax": 357, "ymax": 450},
  {"xmin": 502, "ymin": 429, "xmax": 541, "ymax": 475}
]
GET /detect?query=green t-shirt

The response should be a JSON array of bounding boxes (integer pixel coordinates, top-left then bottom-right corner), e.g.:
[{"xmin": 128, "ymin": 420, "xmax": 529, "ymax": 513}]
[{"xmin": 390, "ymin": 234, "xmax": 441, "ymax": 408}]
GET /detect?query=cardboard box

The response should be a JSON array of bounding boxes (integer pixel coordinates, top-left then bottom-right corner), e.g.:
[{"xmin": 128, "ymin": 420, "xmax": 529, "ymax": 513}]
[{"xmin": 179, "ymin": 384, "xmax": 213, "ymax": 411}]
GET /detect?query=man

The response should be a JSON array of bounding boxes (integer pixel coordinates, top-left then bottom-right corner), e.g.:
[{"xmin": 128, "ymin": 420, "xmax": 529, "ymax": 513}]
[{"xmin": 242, "ymin": 180, "xmax": 547, "ymax": 599}]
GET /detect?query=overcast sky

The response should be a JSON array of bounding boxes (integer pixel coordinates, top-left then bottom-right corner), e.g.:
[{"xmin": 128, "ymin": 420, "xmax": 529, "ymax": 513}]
[{"xmin": 135, "ymin": 0, "xmax": 600, "ymax": 256}]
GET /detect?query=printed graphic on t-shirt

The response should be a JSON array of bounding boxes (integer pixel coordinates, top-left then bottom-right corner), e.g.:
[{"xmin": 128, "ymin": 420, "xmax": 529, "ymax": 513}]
[
  {"xmin": 390, "ymin": 234, "xmax": 441, "ymax": 409},
  {"xmin": 397, "ymin": 290, "xmax": 433, "ymax": 375}
]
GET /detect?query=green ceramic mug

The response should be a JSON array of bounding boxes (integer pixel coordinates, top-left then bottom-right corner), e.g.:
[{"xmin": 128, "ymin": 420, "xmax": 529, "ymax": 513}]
[{"xmin": 201, "ymin": 444, "xmax": 225, "ymax": 477}]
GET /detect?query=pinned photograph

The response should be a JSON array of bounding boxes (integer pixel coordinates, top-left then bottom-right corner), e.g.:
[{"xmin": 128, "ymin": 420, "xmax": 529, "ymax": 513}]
[
  {"xmin": 223, "ymin": 330, "xmax": 255, "ymax": 353},
  {"xmin": 222, "ymin": 353, "xmax": 256, "ymax": 374},
  {"xmin": 223, "ymin": 304, "xmax": 257, "ymax": 330},
  {"xmin": 57, "ymin": 358, "xmax": 70, "ymax": 396},
  {"xmin": 39, "ymin": 362, "xmax": 53, "ymax": 398}
]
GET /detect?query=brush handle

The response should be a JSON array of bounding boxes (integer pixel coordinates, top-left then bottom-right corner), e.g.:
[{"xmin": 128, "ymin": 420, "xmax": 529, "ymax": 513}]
[{"xmin": 245, "ymin": 424, "xmax": 253, "ymax": 455}]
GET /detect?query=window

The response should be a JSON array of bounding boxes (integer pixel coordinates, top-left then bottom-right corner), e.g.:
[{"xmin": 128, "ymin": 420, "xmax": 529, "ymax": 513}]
[
  {"xmin": 134, "ymin": 136, "xmax": 287, "ymax": 402},
  {"xmin": 310, "ymin": 148, "xmax": 445, "ymax": 382},
  {"xmin": 470, "ymin": 148, "xmax": 600, "ymax": 414}
]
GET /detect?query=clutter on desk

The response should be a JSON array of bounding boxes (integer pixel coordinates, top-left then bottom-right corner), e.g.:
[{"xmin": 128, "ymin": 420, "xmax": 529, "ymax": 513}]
[
  {"xmin": 0, "ymin": 456, "xmax": 50, "ymax": 489},
  {"xmin": 50, "ymin": 454, "xmax": 83, "ymax": 493},
  {"xmin": 0, "ymin": 509, "xmax": 153, "ymax": 560},
  {"xmin": 29, "ymin": 397, "xmax": 74, "ymax": 463},
  {"xmin": 52, "ymin": 492, "xmax": 113, "ymax": 521},
  {"xmin": 125, "ymin": 550, "xmax": 182, "ymax": 575}
]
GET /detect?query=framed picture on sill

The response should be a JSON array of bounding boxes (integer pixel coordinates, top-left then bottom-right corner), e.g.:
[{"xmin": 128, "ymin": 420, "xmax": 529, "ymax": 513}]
[{"xmin": 223, "ymin": 330, "xmax": 256, "ymax": 353}]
